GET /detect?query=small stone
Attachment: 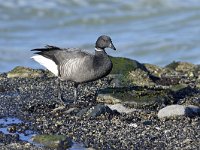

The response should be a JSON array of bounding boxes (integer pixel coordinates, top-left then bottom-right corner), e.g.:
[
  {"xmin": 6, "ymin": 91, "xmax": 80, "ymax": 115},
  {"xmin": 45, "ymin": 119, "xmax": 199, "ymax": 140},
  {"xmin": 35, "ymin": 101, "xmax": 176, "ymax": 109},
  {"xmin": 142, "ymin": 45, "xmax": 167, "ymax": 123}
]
[
  {"xmin": 182, "ymin": 138, "xmax": 193, "ymax": 144},
  {"xmin": 155, "ymin": 127, "xmax": 161, "ymax": 130},
  {"xmin": 157, "ymin": 105, "xmax": 199, "ymax": 118},
  {"xmin": 7, "ymin": 125, "xmax": 17, "ymax": 133},
  {"xmin": 142, "ymin": 120, "xmax": 152, "ymax": 126},
  {"xmin": 24, "ymin": 143, "xmax": 31, "ymax": 148},
  {"xmin": 77, "ymin": 104, "xmax": 118, "ymax": 118},
  {"xmin": 107, "ymin": 104, "xmax": 136, "ymax": 113},
  {"xmin": 87, "ymin": 104, "xmax": 117, "ymax": 118},
  {"xmin": 129, "ymin": 123, "xmax": 138, "ymax": 128},
  {"xmin": 164, "ymin": 129, "xmax": 171, "ymax": 134},
  {"xmin": 187, "ymin": 105, "xmax": 200, "ymax": 115},
  {"xmin": 51, "ymin": 106, "xmax": 66, "ymax": 113}
]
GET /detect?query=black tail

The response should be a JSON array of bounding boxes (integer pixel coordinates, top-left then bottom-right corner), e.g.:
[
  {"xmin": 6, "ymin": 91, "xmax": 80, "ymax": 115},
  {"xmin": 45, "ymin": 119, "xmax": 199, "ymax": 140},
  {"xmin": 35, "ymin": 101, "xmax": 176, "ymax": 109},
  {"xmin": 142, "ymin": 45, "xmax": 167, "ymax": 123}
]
[
  {"xmin": 31, "ymin": 45, "xmax": 62, "ymax": 65},
  {"xmin": 31, "ymin": 45, "xmax": 61, "ymax": 52}
]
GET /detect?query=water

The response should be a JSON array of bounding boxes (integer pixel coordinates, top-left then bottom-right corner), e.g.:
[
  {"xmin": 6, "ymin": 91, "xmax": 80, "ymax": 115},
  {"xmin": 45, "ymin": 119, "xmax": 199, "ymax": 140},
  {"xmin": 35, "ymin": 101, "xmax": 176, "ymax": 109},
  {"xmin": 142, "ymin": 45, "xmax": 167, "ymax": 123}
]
[
  {"xmin": 0, "ymin": 0, "xmax": 200, "ymax": 73},
  {"xmin": 0, "ymin": 117, "xmax": 36, "ymax": 142},
  {"xmin": 0, "ymin": 117, "xmax": 86, "ymax": 149}
]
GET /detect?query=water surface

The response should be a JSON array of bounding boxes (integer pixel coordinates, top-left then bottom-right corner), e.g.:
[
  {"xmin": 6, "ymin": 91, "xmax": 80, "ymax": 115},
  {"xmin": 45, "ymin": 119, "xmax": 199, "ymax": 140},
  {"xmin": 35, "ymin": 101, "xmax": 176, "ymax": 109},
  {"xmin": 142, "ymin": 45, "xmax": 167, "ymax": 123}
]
[{"xmin": 0, "ymin": 0, "xmax": 200, "ymax": 72}]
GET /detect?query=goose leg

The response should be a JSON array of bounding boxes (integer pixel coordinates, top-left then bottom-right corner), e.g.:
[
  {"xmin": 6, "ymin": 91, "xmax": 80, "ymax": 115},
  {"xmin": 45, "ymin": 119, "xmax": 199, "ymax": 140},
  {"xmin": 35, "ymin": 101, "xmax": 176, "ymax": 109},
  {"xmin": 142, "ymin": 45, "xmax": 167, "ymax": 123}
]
[
  {"xmin": 73, "ymin": 83, "xmax": 79, "ymax": 103},
  {"xmin": 56, "ymin": 78, "xmax": 66, "ymax": 106}
]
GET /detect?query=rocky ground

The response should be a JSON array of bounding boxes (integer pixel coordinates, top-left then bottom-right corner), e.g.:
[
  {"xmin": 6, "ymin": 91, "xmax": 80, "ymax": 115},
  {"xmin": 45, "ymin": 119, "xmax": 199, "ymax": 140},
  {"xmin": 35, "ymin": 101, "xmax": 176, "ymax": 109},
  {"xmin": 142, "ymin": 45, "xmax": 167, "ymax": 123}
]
[{"xmin": 0, "ymin": 58, "xmax": 200, "ymax": 150}]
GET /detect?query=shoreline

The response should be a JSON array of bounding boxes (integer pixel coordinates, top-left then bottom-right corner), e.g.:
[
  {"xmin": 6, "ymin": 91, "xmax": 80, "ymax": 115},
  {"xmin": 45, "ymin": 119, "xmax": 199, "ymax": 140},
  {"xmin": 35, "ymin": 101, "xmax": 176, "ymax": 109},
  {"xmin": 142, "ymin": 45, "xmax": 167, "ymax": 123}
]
[{"xmin": 0, "ymin": 59, "xmax": 199, "ymax": 149}]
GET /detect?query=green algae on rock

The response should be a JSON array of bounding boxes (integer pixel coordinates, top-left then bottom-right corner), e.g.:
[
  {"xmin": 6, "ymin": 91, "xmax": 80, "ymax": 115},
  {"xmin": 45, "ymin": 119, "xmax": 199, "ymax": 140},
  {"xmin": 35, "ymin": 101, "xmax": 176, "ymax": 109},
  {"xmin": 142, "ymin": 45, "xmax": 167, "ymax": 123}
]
[
  {"xmin": 169, "ymin": 84, "xmax": 188, "ymax": 92},
  {"xmin": 165, "ymin": 61, "xmax": 196, "ymax": 72},
  {"xmin": 128, "ymin": 69, "xmax": 156, "ymax": 87},
  {"xmin": 7, "ymin": 66, "xmax": 55, "ymax": 78},
  {"xmin": 98, "ymin": 87, "xmax": 174, "ymax": 110},
  {"xmin": 109, "ymin": 57, "xmax": 157, "ymax": 87},
  {"xmin": 32, "ymin": 134, "xmax": 72, "ymax": 149},
  {"xmin": 144, "ymin": 63, "xmax": 164, "ymax": 78},
  {"xmin": 109, "ymin": 56, "xmax": 147, "ymax": 75},
  {"xmin": 7, "ymin": 66, "xmax": 44, "ymax": 78},
  {"xmin": 97, "ymin": 93, "xmax": 122, "ymax": 104}
]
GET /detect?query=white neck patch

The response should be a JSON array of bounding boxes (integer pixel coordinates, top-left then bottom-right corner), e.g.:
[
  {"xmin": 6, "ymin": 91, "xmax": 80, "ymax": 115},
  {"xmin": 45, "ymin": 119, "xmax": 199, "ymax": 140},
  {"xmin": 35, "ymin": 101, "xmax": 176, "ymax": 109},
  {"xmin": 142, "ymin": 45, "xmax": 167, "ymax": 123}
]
[{"xmin": 95, "ymin": 48, "xmax": 104, "ymax": 52}]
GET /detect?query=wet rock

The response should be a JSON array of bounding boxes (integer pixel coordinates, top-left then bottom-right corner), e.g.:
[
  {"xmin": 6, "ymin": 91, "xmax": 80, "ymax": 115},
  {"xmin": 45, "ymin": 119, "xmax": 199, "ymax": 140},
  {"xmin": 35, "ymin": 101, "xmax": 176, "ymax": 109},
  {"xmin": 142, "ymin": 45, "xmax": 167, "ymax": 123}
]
[
  {"xmin": 51, "ymin": 106, "xmax": 66, "ymax": 113},
  {"xmin": 164, "ymin": 61, "xmax": 200, "ymax": 79},
  {"xmin": 98, "ymin": 87, "xmax": 173, "ymax": 110},
  {"xmin": 187, "ymin": 105, "xmax": 200, "ymax": 115},
  {"xmin": 142, "ymin": 120, "xmax": 153, "ymax": 126},
  {"xmin": 7, "ymin": 125, "xmax": 17, "ymax": 133},
  {"xmin": 155, "ymin": 76, "xmax": 181, "ymax": 86},
  {"xmin": 171, "ymin": 86, "xmax": 199, "ymax": 103},
  {"xmin": 88, "ymin": 103, "xmax": 119, "ymax": 118},
  {"xmin": 32, "ymin": 134, "xmax": 72, "ymax": 149},
  {"xmin": 108, "ymin": 74, "xmax": 125, "ymax": 87},
  {"xmin": 169, "ymin": 84, "xmax": 188, "ymax": 92},
  {"xmin": 0, "ymin": 85, "xmax": 6, "ymax": 92},
  {"xmin": 97, "ymin": 93, "xmax": 121, "ymax": 104},
  {"xmin": 7, "ymin": 66, "xmax": 44, "ymax": 78},
  {"xmin": 144, "ymin": 63, "xmax": 163, "ymax": 78},
  {"xmin": 128, "ymin": 69, "xmax": 155, "ymax": 86},
  {"xmin": 107, "ymin": 104, "xmax": 136, "ymax": 113},
  {"xmin": 177, "ymin": 95, "xmax": 200, "ymax": 107},
  {"xmin": 77, "ymin": 104, "xmax": 119, "ymax": 118},
  {"xmin": 157, "ymin": 105, "xmax": 200, "ymax": 118},
  {"xmin": 76, "ymin": 107, "xmax": 90, "ymax": 117}
]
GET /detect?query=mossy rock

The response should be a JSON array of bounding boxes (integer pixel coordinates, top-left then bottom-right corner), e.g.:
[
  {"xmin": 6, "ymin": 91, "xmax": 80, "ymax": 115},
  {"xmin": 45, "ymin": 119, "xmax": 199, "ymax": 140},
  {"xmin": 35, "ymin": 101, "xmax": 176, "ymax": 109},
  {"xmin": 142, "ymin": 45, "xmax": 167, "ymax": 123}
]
[
  {"xmin": 108, "ymin": 57, "xmax": 157, "ymax": 87},
  {"xmin": 128, "ymin": 69, "xmax": 156, "ymax": 87},
  {"xmin": 109, "ymin": 56, "xmax": 147, "ymax": 75},
  {"xmin": 98, "ymin": 87, "xmax": 173, "ymax": 110},
  {"xmin": 32, "ymin": 134, "xmax": 72, "ymax": 149},
  {"xmin": 165, "ymin": 61, "xmax": 195, "ymax": 72},
  {"xmin": 7, "ymin": 66, "xmax": 44, "ymax": 78},
  {"xmin": 97, "ymin": 94, "xmax": 122, "ymax": 104},
  {"xmin": 169, "ymin": 84, "xmax": 188, "ymax": 92},
  {"xmin": 144, "ymin": 63, "xmax": 163, "ymax": 77},
  {"xmin": 7, "ymin": 66, "xmax": 55, "ymax": 78}
]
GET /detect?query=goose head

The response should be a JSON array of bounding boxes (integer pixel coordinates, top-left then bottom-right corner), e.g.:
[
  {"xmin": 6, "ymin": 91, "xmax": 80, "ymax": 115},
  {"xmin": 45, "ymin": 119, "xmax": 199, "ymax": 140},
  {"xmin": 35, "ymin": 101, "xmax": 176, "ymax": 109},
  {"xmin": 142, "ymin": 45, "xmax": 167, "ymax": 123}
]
[{"xmin": 95, "ymin": 35, "xmax": 116, "ymax": 51}]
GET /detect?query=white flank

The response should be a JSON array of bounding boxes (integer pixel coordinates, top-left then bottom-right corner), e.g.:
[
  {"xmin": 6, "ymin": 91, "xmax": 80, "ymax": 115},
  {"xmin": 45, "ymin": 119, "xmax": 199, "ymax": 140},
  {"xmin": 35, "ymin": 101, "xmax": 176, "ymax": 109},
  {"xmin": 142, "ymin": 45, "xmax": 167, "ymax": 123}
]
[{"xmin": 31, "ymin": 55, "xmax": 58, "ymax": 76}]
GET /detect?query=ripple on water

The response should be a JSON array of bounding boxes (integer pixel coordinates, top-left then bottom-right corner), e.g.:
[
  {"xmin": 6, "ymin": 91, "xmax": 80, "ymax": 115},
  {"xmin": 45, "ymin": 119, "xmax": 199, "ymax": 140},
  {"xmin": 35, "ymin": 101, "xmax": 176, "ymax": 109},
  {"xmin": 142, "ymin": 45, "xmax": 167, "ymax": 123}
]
[{"xmin": 1, "ymin": 0, "xmax": 200, "ymax": 72}]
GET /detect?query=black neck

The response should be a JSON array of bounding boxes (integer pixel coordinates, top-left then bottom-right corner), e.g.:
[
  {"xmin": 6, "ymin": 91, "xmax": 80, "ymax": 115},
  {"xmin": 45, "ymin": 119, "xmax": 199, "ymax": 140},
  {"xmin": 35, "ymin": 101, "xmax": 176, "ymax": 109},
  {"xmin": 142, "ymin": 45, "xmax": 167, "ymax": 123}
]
[{"xmin": 95, "ymin": 48, "xmax": 107, "ymax": 55}]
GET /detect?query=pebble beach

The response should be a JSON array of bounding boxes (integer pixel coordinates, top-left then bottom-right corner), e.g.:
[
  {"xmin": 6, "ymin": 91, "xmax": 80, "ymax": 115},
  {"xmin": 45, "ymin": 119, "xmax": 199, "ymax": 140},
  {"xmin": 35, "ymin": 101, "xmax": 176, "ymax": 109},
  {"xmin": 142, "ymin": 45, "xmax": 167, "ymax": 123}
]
[{"xmin": 0, "ymin": 59, "xmax": 199, "ymax": 150}]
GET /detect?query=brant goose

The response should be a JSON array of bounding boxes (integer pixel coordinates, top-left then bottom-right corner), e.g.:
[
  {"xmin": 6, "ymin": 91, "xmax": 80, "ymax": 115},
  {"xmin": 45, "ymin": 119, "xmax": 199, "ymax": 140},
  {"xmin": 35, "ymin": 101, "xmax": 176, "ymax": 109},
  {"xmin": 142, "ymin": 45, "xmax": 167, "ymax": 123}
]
[{"xmin": 31, "ymin": 35, "xmax": 116, "ymax": 105}]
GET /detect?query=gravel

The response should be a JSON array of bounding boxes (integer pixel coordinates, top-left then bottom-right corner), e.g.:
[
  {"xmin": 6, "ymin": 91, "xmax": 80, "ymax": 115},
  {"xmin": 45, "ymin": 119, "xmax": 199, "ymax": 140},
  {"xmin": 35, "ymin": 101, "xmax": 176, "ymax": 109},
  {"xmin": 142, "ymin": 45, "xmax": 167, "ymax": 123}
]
[{"xmin": 0, "ymin": 75, "xmax": 199, "ymax": 150}]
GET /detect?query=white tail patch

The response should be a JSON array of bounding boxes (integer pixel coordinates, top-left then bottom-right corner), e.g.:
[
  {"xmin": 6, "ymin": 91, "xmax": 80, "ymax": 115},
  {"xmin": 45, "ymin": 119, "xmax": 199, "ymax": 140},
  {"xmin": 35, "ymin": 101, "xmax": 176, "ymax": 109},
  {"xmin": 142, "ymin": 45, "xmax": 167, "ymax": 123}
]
[{"xmin": 31, "ymin": 55, "xmax": 58, "ymax": 76}]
